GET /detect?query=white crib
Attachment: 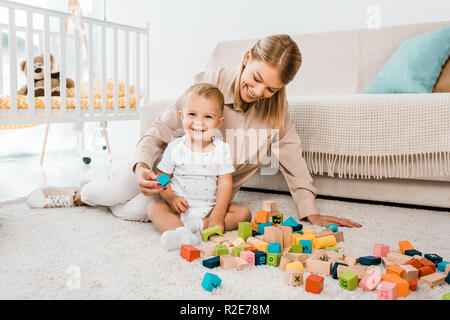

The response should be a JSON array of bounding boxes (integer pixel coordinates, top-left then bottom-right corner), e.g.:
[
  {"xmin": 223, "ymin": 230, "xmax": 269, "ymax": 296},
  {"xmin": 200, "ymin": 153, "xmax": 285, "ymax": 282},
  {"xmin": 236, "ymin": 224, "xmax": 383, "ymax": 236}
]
[{"xmin": 0, "ymin": 0, "xmax": 149, "ymax": 162}]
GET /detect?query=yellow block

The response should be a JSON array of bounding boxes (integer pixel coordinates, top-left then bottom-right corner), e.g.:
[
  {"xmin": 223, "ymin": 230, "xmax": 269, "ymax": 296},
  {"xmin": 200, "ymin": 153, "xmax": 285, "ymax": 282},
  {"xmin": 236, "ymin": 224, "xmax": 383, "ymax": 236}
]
[
  {"xmin": 254, "ymin": 241, "xmax": 268, "ymax": 253},
  {"xmin": 301, "ymin": 234, "xmax": 316, "ymax": 241},
  {"xmin": 232, "ymin": 237, "xmax": 246, "ymax": 248},
  {"xmin": 286, "ymin": 261, "xmax": 304, "ymax": 271},
  {"xmin": 291, "ymin": 233, "xmax": 302, "ymax": 246},
  {"xmin": 312, "ymin": 235, "xmax": 336, "ymax": 249},
  {"xmin": 302, "ymin": 229, "xmax": 314, "ymax": 235}
]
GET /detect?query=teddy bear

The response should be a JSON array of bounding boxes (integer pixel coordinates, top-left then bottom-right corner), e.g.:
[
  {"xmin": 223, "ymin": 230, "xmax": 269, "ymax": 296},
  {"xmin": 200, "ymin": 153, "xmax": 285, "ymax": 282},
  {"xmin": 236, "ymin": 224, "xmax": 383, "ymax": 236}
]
[{"xmin": 17, "ymin": 54, "xmax": 75, "ymax": 97}]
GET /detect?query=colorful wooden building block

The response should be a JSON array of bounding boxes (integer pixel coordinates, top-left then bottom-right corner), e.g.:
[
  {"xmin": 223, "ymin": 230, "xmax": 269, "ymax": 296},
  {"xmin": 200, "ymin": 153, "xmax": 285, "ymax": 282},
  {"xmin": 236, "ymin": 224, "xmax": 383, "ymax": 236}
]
[
  {"xmin": 386, "ymin": 251, "xmax": 411, "ymax": 265},
  {"xmin": 286, "ymin": 261, "xmax": 304, "ymax": 272},
  {"xmin": 378, "ymin": 281, "xmax": 397, "ymax": 300},
  {"xmin": 387, "ymin": 265, "xmax": 406, "ymax": 279},
  {"xmin": 443, "ymin": 292, "xmax": 450, "ymax": 300},
  {"xmin": 202, "ymin": 246, "xmax": 217, "ymax": 257},
  {"xmin": 289, "ymin": 243, "xmax": 303, "ymax": 253},
  {"xmin": 200, "ymin": 225, "xmax": 223, "ymax": 242},
  {"xmin": 419, "ymin": 266, "xmax": 435, "ymax": 277},
  {"xmin": 405, "ymin": 258, "xmax": 423, "ymax": 270},
  {"xmin": 267, "ymin": 253, "xmax": 282, "ymax": 267},
  {"xmin": 315, "ymin": 229, "xmax": 333, "ymax": 238},
  {"xmin": 291, "ymin": 233, "xmax": 302, "ymax": 246},
  {"xmin": 245, "ymin": 246, "xmax": 258, "ymax": 252},
  {"xmin": 382, "ymin": 273, "xmax": 409, "ymax": 297},
  {"xmin": 156, "ymin": 172, "xmax": 171, "ymax": 187},
  {"xmin": 254, "ymin": 251, "xmax": 267, "ymax": 265},
  {"xmin": 404, "ymin": 249, "xmax": 422, "ymax": 256},
  {"xmin": 437, "ymin": 261, "xmax": 449, "ymax": 272},
  {"xmin": 264, "ymin": 226, "xmax": 284, "ymax": 251},
  {"xmin": 421, "ymin": 272, "xmax": 446, "ymax": 288},
  {"xmin": 235, "ymin": 257, "xmax": 250, "ymax": 271},
  {"xmin": 359, "ymin": 268, "xmax": 381, "ymax": 291},
  {"xmin": 268, "ymin": 242, "xmax": 281, "ymax": 254},
  {"xmin": 420, "ymin": 258, "xmax": 437, "ymax": 271},
  {"xmin": 285, "ymin": 270, "xmax": 303, "ymax": 286},
  {"xmin": 332, "ymin": 262, "xmax": 348, "ymax": 280},
  {"xmin": 237, "ymin": 222, "xmax": 252, "ymax": 242},
  {"xmin": 325, "ymin": 246, "xmax": 339, "ymax": 253},
  {"xmin": 180, "ymin": 244, "xmax": 201, "ymax": 262},
  {"xmin": 231, "ymin": 237, "xmax": 246, "ymax": 248},
  {"xmin": 252, "ymin": 229, "xmax": 261, "ymax": 236},
  {"xmin": 306, "ymin": 251, "xmax": 332, "ymax": 276},
  {"xmin": 220, "ymin": 254, "xmax": 236, "ymax": 270},
  {"xmin": 255, "ymin": 210, "xmax": 269, "ymax": 223},
  {"xmin": 272, "ymin": 213, "xmax": 283, "ymax": 225},
  {"xmin": 302, "ymin": 229, "xmax": 314, "ymax": 236},
  {"xmin": 333, "ymin": 231, "xmax": 344, "ymax": 242},
  {"xmin": 202, "ymin": 256, "xmax": 220, "ymax": 269},
  {"xmin": 446, "ymin": 272, "xmax": 450, "ymax": 284},
  {"xmin": 279, "ymin": 256, "xmax": 292, "ymax": 270},
  {"xmin": 408, "ymin": 277, "xmax": 419, "ymax": 291},
  {"xmin": 254, "ymin": 241, "xmax": 268, "ymax": 253},
  {"xmin": 326, "ymin": 224, "xmax": 338, "ymax": 232},
  {"xmin": 424, "ymin": 253, "xmax": 443, "ymax": 265},
  {"xmin": 337, "ymin": 264, "xmax": 368, "ymax": 280},
  {"xmin": 201, "ymin": 273, "xmax": 222, "ymax": 292},
  {"xmin": 312, "ymin": 235, "xmax": 336, "ymax": 249},
  {"xmin": 282, "ymin": 217, "xmax": 299, "ymax": 228},
  {"xmin": 358, "ymin": 256, "xmax": 381, "ymax": 266},
  {"xmin": 398, "ymin": 240, "xmax": 414, "ymax": 254},
  {"xmin": 339, "ymin": 270, "xmax": 358, "ymax": 291},
  {"xmin": 279, "ymin": 225, "xmax": 292, "ymax": 248},
  {"xmin": 231, "ymin": 247, "xmax": 244, "ymax": 257},
  {"xmin": 215, "ymin": 244, "xmax": 229, "ymax": 256},
  {"xmin": 263, "ymin": 200, "xmax": 277, "ymax": 213},
  {"xmin": 305, "ymin": 274, "xmax": 324, "ymax": 294},
  {"xmin": 257, "ymin": 222, "xmax": 272, "ymax": 235},
  {"xmin": 284, "ymin": 253, "xmax": 309, "ymax": 264},
  {"xmin": 300, "ymin": 239, "xmax": 312, "ymax": 253},
  {"xmin": 239, "ymin": 250, "xmax": 255, "ymax": 265},
  {"xmin": 399, "ymin": 264, "xmax": 419, "ymax": 281},
  {"xmin": 373, "ymin": 244, "xmax": 390, "ymax": 257}
]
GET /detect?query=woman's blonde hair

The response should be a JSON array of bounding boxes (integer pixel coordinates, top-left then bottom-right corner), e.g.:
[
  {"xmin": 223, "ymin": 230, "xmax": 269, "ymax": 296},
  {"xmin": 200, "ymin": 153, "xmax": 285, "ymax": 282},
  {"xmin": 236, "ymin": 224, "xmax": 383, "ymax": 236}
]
[{"xmin": 233, "ymin": 34, "xmax": 302, "ymax": 129}]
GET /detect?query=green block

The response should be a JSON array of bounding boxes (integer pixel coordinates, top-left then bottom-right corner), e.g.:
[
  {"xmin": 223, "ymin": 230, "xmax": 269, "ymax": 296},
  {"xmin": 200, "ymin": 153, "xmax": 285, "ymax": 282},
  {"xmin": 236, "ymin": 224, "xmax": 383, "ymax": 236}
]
[
  {"xmin": 200, "ymin": 225, "xmax": 223, "ymax": 242},
  {"xmin": 443, "ymin": 292, "xmax": 450, "ymax": 300},
  {"xmin": 339, "ymin": 270, "xmax": 358, "ymax": 291},
  {"xmin": 215, "ymin": 244, "xmax": 228, "ymax": 256},
  {"xmin": 232, "ymin": 247, "xmax": 244, "ymax": 257},
  {"xmin": 267, "ymin": 253, "xmax": 282, "ymax": 267},
  {"xmin": 238, "ymin": 222, "xmax": 252, "ymax": 241},
  {"xmin": 325, "ymin": 246, "xmax": 339, "ymax": 253},
  {"xmin": 289, "ymin": 244, "xmax": 303, "ymax": 253}
]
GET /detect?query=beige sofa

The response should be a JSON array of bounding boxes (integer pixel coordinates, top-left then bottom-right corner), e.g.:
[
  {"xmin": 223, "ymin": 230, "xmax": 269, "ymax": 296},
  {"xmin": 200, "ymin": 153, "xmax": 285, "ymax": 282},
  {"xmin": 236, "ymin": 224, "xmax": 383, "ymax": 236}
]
[{"xmin": 140, "ymin": 21, "xmax": 450, "ymax": 209}]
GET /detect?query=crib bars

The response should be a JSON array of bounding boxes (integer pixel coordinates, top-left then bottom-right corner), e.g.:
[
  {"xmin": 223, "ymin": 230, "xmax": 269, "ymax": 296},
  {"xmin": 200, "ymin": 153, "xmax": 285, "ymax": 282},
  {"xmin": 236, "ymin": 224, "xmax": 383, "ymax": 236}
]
[{"xmin": 0, "ymin": 0, "xmax": 150, "ymax": 125}]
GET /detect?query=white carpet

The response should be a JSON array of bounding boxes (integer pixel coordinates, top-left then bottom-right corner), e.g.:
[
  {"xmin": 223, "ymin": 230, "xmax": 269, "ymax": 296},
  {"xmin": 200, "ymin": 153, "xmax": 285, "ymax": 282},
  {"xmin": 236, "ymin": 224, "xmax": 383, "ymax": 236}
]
[{"xmin": 0, "ymin": 190, "xmax": 449, "ymax": 300}]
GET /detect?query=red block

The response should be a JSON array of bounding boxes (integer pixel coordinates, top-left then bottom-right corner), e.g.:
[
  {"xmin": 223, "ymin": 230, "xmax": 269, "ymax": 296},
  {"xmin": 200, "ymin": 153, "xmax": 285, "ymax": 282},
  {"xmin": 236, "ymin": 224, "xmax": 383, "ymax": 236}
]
[
  {"xmin": 419, "ymin": 265, "xmax": 434, "ymax": 278},
  {"xmin": 305, "ymin": 274, "xmax": 324, "ymax": 294},
  {"xmin": 420, "ymin": 258, "xmax": 436, "ymax": 271},
  {"xmin": 408, "ymin": 278, "xmax": 419, "ymax": 291},
  {"xmin": 405, "ymin": 259, "xmax": 423, "ymax": 270},
  {"xmin": 180, "ymin": 244, "xmax": 201, "ymax": 262}
]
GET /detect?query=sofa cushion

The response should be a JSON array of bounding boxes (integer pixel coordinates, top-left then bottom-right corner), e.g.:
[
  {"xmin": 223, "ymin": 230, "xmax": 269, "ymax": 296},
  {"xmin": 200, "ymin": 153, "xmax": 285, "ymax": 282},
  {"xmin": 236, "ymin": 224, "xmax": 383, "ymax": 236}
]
[
  {"xmin": 365, "ymin": 26, "xmax": 450, "ymax": 94},
  {"xmin": 433, "ymin": 58, "xmax": 450, "ymax": 92}
]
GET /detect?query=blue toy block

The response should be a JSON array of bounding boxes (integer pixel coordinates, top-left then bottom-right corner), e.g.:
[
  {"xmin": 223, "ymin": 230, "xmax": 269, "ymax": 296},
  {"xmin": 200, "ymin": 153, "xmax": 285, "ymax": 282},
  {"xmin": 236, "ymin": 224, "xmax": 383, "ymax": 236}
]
[
  {"xmin": 292, "ymin": 224, "xmax": 303, "ymax": 232},
  {"xmin": 437, "ymin": 261, "xmax": 449, "ymax": 272},
  {"xmin": 156, "ymin": 173, "xmax": 171, "ymax": 187},
  {"xmin": 202, "ymin": 256, "xmax": 220, "ymax": 269},
  {"xmin": 326, "ymin": 224, "xmax": 338, "ymax": 233},
  {"xmin": 201, "ymin": 273, "xmax": 222, "ymax": 292},
  {"xmin": 281, "ymin": 217, "xmax": 299, "ymax": 228},
  {"xmin": 252, "ymin": 230, "xmax": 261, "ymax": 237},
  {"xmin": 446, "ymin": 272, "xmax": 450, "ymax": 285},
  {"xmin": 257, "ymin": 222, "xmax": 272, "ymax": 234},
  {"xmin": 332, "ymin": 262, "xmax": 348, "ymax": 279},
  {"xmin": 254, "ymin": 251, "xmax": 267, "ymax": 265},
  {"xmin": 405, "ymin": 249, "xmax": 422, "ymax": 256},
  {"xmin": 424, "ymin": 253, "xmax": 443, "ymax": 265},
  {"xmin": 268, "ymin": 243, "xmax": 281, "ymax": 254},
  {"xmin": 300, "ymin": 239, "xmax": 312, "ymax": 254},
  {"xmin": 358, "ymin": 256, "xmax": 381, "ymax": 266}
]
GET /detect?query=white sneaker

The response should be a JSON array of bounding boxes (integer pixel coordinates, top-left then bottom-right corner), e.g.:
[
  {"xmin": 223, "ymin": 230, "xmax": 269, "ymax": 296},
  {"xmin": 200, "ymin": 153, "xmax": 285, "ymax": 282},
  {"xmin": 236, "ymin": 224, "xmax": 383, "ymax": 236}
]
[{"xmin": 27, "ymin": 186, "xmax": 79, "ymax": 208}]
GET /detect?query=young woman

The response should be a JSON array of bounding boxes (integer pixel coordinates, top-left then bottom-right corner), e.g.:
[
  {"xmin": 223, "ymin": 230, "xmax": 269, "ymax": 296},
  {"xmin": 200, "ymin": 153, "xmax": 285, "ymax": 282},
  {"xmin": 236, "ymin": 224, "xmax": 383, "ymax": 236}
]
[{"xmin": 28, "ymin": 34, "xmax": 361, "ymax": 228}]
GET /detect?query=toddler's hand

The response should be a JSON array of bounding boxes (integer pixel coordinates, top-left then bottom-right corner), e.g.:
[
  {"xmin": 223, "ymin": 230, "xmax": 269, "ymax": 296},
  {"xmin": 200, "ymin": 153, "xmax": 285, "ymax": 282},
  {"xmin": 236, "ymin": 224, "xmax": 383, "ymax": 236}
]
[
  {"xmin": 203, "ymin": 215, "xmax": 225, "ymax": 233},
  {"xmin": 167, "ymin": 196, "xmax": 189, "ymax": 214}
]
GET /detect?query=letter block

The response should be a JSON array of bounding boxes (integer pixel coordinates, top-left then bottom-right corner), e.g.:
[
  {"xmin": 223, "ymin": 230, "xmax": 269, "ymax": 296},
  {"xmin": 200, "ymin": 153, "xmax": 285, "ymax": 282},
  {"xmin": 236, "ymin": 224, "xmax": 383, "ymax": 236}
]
[
  {"xmin": 382, "ymin": 273, "xmax": 409, "ymax": 297},
  {"xmin": 215, "ymin": 244, "xmax": 229, "ymax": 256},
  {"xmin": 268, "ymin": 242, "xmax": 281, "ymax": 254},
  {"xmin": 424, "ymin": 253, "xmax": 443, "ymax": 265},
  {"xmin": 285, "ymin": 270, "xmax": 303, "ymax": 286},
  {"xmin": 300, "ymin": 239, "xmax": 312, "ymax": 253},
  {"xmin": 201, "ymin": 272, "xmax": 222, "ymax": 292},
  {"xmin": 339, "ymin": 270, "xmax": 359, "ymax": 291},
  {"xmin": 267, "ymin": 253, "xmax": 282, "ymax": 267},
  {"xmin": 239, "ymin": 250, "xmax": 255, "ymax": 265},
  {"xmin": 272, "ymin": 213, "xmax": 283, "ymax": 225},
  {"xmin": 378, "ymin": 281, "xmax": 397, "ymax": 300},
  {"xmin": 305, "ymin": 274, "xmax": 324, "ymax": 294},
  {"xmin": 359, "ymin": 268, "xmax": 382, "ymax": 291},
  {"xmin": 254, "ymin": 251, "xmax": 267, "ymax": 265}
]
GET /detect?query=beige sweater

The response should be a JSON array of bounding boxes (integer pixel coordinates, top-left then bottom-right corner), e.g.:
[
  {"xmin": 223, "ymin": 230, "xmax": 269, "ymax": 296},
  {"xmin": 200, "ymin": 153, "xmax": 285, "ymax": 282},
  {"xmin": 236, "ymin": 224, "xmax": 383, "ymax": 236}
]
[{"xmin": 134, "ymin": 68, "xmax": 319, "ymax": 219}]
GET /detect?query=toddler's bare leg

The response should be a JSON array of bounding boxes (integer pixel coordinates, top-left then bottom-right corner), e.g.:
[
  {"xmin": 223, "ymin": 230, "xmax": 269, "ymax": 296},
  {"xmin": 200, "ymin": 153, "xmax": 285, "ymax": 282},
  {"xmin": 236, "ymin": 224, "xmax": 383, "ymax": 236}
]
[
  {"xmin": 147, "ymin": 200, "xmax": 183, "ymax": 233},
  {"xmin": 202, "ymin": 203, "xmax": 252, "ymax": 231}
]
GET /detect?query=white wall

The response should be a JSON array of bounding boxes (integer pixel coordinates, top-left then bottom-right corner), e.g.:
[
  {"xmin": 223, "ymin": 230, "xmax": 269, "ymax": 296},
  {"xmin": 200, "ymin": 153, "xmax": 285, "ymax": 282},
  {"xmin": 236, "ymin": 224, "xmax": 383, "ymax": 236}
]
[{"xmin": 107, "ymin": 0, "xmax": 450, "ymax": 101}]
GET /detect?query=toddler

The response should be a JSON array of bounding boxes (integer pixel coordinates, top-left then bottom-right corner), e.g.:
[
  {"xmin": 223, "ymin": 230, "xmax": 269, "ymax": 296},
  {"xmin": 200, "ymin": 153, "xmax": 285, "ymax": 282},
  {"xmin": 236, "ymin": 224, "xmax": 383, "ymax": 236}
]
[{"xmin": 148, "ymin": 83, "xmax": 249, "ymax": 250}]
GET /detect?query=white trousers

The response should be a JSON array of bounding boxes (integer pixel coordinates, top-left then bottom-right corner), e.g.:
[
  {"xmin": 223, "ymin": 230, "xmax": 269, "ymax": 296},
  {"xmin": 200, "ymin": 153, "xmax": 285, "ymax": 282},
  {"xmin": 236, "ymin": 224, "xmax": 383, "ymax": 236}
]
[{"xmin": 80, "ymin": 159, "xmax": 159, "ymax": 222}]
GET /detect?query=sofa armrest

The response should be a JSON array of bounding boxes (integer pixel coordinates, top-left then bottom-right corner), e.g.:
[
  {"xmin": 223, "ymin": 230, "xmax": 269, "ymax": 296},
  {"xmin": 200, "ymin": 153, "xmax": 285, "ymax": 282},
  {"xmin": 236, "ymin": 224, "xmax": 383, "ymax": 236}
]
[{"xmin": 139, "ymin": 99, "xmax": 175, "ymax": 136}]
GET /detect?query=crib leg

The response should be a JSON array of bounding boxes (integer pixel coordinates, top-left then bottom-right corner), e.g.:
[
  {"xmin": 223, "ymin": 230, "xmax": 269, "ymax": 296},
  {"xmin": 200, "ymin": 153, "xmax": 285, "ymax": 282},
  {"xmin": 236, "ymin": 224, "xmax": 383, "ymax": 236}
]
[
  {"xmin": 101, "ymin": 121, "xmax": 111, "ymax": 154},
  {"xmin": 40, "ymin": 124, "xmax": 50, "ymax": 165}
]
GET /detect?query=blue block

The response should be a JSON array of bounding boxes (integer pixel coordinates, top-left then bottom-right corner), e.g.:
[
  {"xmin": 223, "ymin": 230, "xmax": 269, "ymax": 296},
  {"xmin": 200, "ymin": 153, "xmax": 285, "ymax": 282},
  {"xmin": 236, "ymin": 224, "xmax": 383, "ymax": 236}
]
[
  {"xmin": 424, "ymin": 253, "xmax": 443, "ymax": 265},
  {"xmin": 405, "ymin": 249, "xmax": 422, "ymax": 256},
  {"xmin": 202, "ymin": 256, "xmax": 220, "ymax": 269},
  {"xmin": 326, "ymin": 224, "xmax": 338, "ymax": 233},
  {"xmin": 156, "ymin": 173, "xmax": 171, "ymax": 187},
  {"xmin": 252, "ymin": 230, "xmax": 261, "ymax": 237},
  {"xmin": 201, "ymin": 273, "xmax": 222, "ymax": 292},
  {"xmin": 299, "ymin": 239, "xmax": 312, "ymax": 254},
  {"xmin": 292, "ymin": 224, "xmax": 303, "ymax": 232},
  {"xmin": 281, "ymin": 217, "xmax": 299, "ymax": 228},
  {"xmin": 254, "ymin": 251, "xmax": 267, "ymax": 265},
  {"xmin": 437, "ymin": 261, "xmax": 449, "ymax": 272},
  {"xmin": 446, "ymin": 272, "xmax": 450, "ymax": 285},
  {"xmin": 268, "ymin": 243, "xmax": 281, "ymax": 254},
  {"xmin": 257, "ymin": 222, "xmax": 272, "ymax": 234},
  {"xmin": 358, "ymin": 256, "xmax": 381, "ymax": 266},
  {"xmin": 332, "ymin": 262, "xmax": 348, "ymax": 279}
]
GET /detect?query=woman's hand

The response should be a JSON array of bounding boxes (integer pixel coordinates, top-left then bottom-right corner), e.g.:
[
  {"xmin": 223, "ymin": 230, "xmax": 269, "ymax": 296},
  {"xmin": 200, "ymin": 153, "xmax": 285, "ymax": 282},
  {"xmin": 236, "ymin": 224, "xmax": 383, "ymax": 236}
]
[
  {"xmin": 166, "ymin": 195, "xmax": 189, "ymax": 214},
  {"xmin": 307, "ymin": 214, "xmax": 361, "ymax": 228},
  {"xmin": 134, "ymin": 162, "xmax": 165, "ymax": 196}
]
